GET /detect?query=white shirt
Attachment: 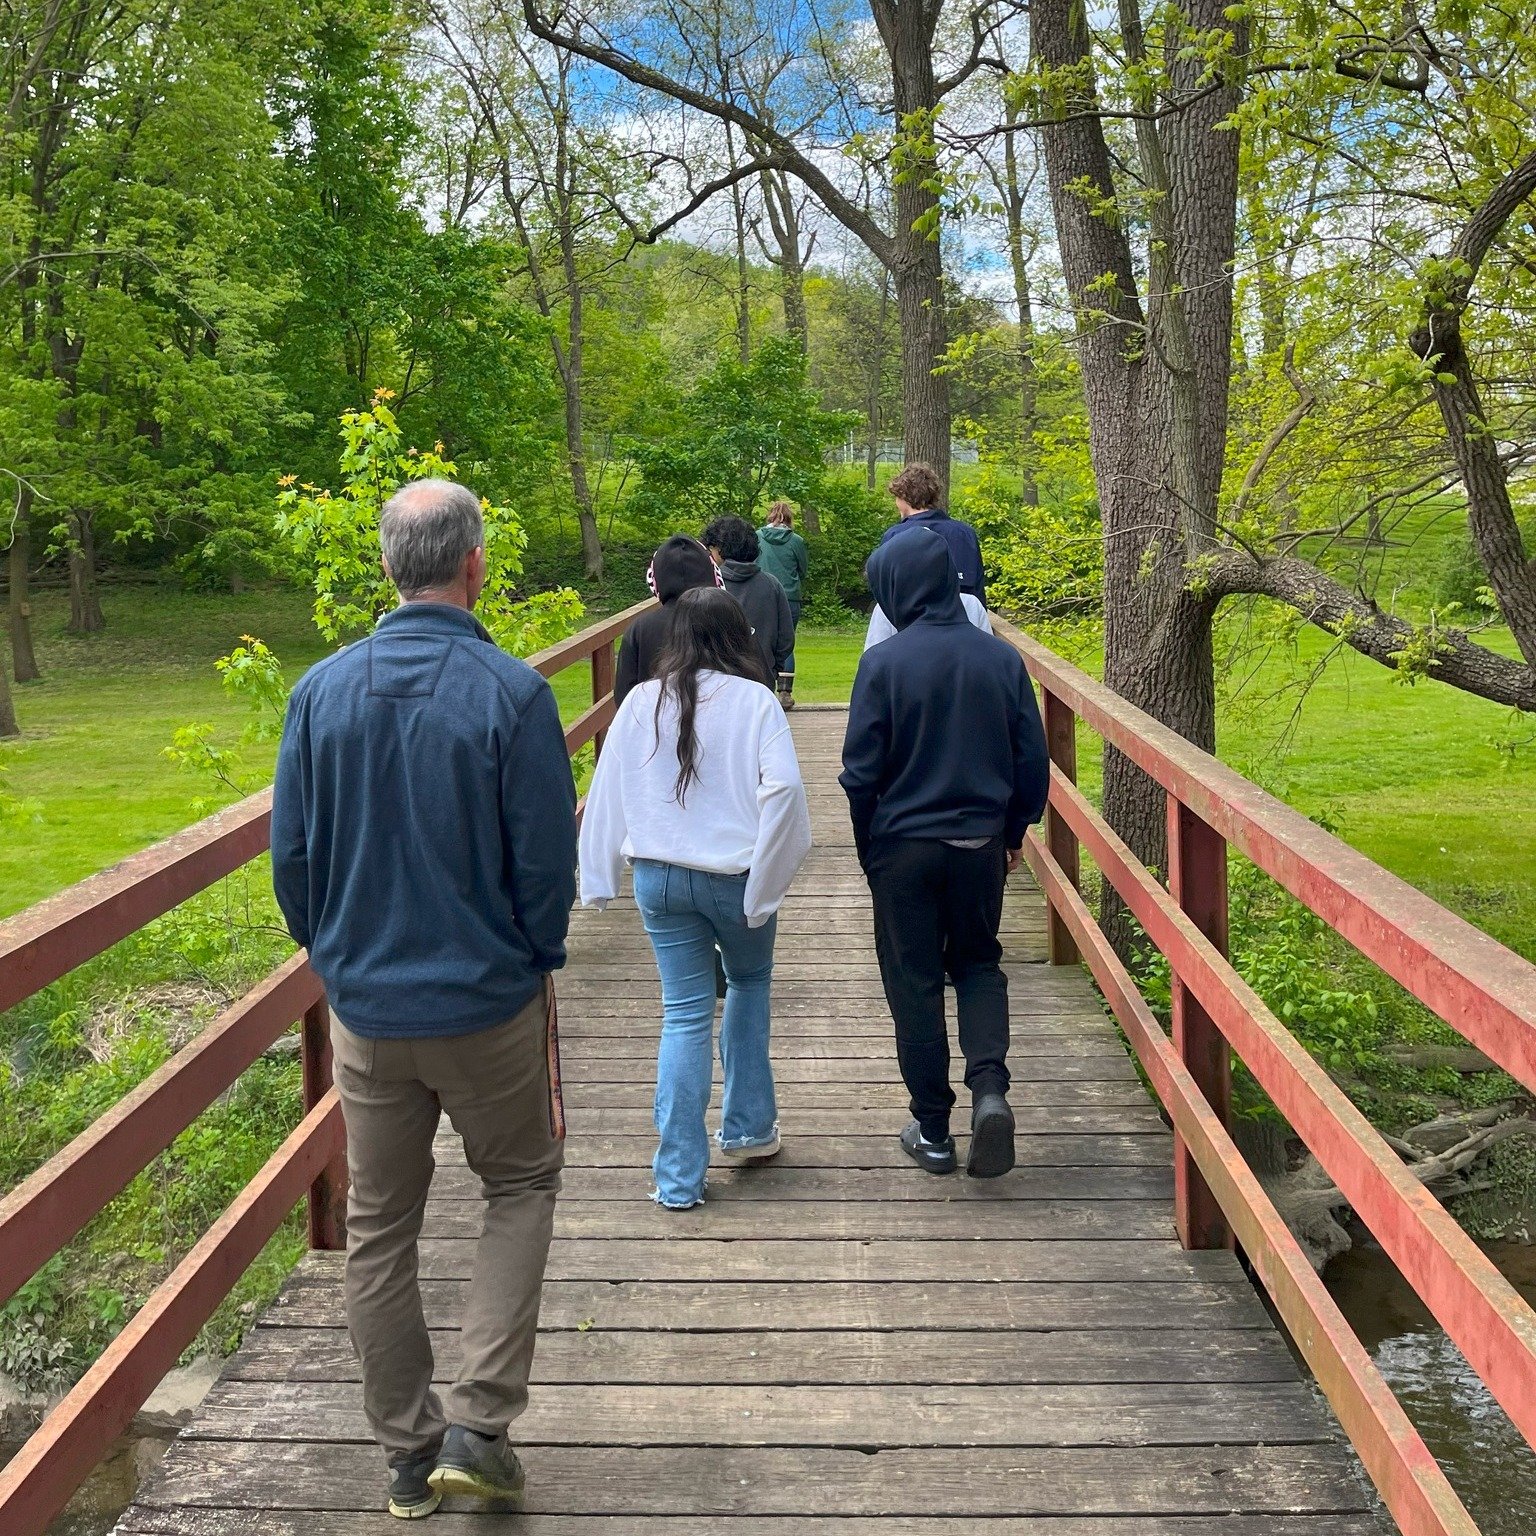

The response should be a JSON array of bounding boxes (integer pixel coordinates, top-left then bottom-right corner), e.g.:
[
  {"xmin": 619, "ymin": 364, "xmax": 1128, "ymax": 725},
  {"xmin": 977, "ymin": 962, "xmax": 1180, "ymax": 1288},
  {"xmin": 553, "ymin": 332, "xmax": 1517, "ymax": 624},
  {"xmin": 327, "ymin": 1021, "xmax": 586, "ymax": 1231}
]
[
  {"xmin": 579, "ymin": 672, "xmax": 812, "ymax": 928},
  {"xmin": 863, "ymin": 595, "xmax": 993, "ymax": 649}
]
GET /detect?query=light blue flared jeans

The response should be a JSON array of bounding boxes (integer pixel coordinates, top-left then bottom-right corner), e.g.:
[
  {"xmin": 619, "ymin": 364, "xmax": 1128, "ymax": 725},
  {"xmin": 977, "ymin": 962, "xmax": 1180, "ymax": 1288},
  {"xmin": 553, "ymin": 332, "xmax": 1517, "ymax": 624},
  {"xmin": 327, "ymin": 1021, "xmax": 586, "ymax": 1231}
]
[{"xmin": 630, "ymin": 860, "xmax": 779, "ymax": 1207}]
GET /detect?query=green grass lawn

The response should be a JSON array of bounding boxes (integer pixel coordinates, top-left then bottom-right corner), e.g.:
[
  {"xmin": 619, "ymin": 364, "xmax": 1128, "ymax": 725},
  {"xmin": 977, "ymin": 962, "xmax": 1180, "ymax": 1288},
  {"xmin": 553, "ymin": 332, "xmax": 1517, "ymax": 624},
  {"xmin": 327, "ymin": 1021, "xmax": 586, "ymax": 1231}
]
[
  {"xmin": 1218, "ymin": 631, "xmax": 1536, "ymax": 958},
  {"xmin": 1, "ymin": 588, "xmax": 331, "ymax": 914},
  {"xmin": 1044, "ymin": 621, "xmax": 1536, "ymax": 961},
  {"xmin": 0, "ymin": 588, "xmax": 861, "ymax": 916},
  {"xmin": 4, "ymin": 585, "xmax": 1533, "ymax": 964}
]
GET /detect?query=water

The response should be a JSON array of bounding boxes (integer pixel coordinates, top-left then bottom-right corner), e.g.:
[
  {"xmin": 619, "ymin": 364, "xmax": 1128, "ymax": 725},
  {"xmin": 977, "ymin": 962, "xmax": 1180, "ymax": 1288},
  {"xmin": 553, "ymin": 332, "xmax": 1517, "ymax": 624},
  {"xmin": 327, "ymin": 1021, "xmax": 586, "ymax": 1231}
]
[
  {"xmin": 0, "ymin": 1430, "xmax": 171, "ymax": 1536},
  {"xmin": 1325, "ymin": 1238, "xmax": 1536, "ymax": 1533}
]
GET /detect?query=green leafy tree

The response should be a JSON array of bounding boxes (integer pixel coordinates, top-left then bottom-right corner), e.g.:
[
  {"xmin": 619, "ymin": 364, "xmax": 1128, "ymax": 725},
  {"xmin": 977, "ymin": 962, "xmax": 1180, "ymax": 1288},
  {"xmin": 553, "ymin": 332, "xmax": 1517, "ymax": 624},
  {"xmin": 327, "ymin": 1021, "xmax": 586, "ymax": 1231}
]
[
  {"xmin": 1, "ymin": 0, "xmax": 302, "ymax": 626},
  {"xmin": 269, "ymin": 4, "xmax": 561, "ymax": 509},
  {"xmin": 171, "ymin": 397, "xmax": 581, "ymax": 798},
  {"xmin": 628, "ymin": 337, "xmax": 857, "ymax": 528},
  {"xmin": 276, "ymin": 392, "xmax": 582, "ymax": 654}
]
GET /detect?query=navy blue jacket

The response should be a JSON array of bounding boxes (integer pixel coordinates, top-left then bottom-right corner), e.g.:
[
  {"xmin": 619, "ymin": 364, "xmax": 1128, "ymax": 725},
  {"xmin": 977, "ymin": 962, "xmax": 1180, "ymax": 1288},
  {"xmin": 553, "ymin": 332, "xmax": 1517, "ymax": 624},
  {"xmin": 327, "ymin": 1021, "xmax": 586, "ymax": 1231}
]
[
  {"xmin": 271, "ymin": 603, "xmax": 578, "ymax": 1038},
  {"xmin": 877, "ymin": 507, "xmax": 986, "ymax": 602},
  {"xmin": 841, "ymin": 530, "xmax": 1047, "ymax": 864}
]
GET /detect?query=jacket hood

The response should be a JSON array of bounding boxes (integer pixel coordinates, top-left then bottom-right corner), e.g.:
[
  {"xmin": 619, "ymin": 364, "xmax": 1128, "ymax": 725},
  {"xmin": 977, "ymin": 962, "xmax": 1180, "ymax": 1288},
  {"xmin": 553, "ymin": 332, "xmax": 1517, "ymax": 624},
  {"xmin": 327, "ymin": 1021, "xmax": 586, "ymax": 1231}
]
[
  {"xmin": 649, "ymin": 536, "xmax": 722, "ymax": 603},
  {"xmin": 759, "ymin": 524, "xmax": 794, "ymax": 545},
  {"xmin": 720, "ymin": 558, "xmax": 761, "ymax": 582},
  {"xmin": 866, "ymin": 527, "xmax": 966, "ymax": 631}
]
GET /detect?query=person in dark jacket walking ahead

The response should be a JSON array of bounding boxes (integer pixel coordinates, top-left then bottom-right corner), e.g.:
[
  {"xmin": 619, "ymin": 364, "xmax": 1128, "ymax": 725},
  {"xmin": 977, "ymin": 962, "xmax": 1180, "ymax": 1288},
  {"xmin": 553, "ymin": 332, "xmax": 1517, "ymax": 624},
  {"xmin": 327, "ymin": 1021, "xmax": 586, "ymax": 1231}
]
[
  {"xmin": 840, "ymin": 529, "xmax": 1049, "ymax": 1179},
  {"xmin": 614, "ymin": 535, "xmax": 723, "ymax": 704},
  {"xmin": 271, "ymin": 479, "xmax": 577, "ymax": 1519},
  {"xmin": 757, "ymin": 502, "xmax": 809, "ymax": 709},
  {"xmin": 702, "ymin": 515, "xmax": 793, "ymax": 687},
  {"xmin": 876, "ymin": 461, "xmax": 987, "ymax": 605}
]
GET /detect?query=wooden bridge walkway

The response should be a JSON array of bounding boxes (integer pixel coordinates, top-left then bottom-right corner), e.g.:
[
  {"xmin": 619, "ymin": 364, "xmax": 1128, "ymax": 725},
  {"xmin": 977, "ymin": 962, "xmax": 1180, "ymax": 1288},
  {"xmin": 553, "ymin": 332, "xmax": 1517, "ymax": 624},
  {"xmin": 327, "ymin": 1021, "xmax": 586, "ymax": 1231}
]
[{"xmin": 116, "ymin": 708, "xmax": 1382, "ymax": 1534}]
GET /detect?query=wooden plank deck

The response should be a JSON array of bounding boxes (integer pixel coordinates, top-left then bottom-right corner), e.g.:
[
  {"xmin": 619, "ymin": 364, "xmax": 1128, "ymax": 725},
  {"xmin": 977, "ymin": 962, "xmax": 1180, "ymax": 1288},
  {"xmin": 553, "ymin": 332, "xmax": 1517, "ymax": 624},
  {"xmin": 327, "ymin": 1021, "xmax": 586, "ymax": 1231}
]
[{"xmin": 117, "ymin": 709, "xmax": 1385, "ymax": 1535}]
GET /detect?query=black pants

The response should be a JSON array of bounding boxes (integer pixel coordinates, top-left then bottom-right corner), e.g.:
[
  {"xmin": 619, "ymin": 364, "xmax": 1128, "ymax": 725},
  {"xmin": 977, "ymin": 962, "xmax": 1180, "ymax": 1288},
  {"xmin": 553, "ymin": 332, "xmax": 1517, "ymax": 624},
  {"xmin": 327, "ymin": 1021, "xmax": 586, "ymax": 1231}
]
[{"xmin": 865, "ymin": 836, "xmax": 1010, "ymax": 1143}]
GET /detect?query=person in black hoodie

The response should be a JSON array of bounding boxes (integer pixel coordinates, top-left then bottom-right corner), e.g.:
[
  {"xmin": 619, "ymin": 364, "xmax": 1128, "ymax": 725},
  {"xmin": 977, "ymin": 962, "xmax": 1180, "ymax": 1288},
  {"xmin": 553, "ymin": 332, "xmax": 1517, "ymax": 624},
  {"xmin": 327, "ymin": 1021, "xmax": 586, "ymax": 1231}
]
[
  {"xmin": 840, "ymin": 528, "xmax": 1049, "ymax": 1179},
  {"xmin": 614, "ymin": 536, "xmax": 722, "ymax": 703},
  {"xmin": 701, "ymin": 515, "xmax": 793, "ymax": 686}
]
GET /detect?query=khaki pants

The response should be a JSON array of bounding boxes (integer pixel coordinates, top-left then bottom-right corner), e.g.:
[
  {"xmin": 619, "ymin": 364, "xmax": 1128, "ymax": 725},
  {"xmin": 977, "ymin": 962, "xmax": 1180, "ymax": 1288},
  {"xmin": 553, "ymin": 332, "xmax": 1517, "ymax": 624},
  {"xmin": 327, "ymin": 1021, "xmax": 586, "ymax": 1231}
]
[{"xmin": 331, "ymin": 985, "xmax": 564, "ymax": 1460}]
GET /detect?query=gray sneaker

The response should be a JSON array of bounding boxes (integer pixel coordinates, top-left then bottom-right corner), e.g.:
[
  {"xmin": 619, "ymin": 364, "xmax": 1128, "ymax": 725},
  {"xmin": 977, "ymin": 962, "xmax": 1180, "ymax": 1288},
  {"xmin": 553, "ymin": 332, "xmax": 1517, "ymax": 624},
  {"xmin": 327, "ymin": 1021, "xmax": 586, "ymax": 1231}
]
[
  {"xmin": 428, "ymin": 1425, "xmax": 527, "ymax": 1505},
  {"xmin": 387, "ymin": 1449, "xmax": 441, "ymax": 1519}
]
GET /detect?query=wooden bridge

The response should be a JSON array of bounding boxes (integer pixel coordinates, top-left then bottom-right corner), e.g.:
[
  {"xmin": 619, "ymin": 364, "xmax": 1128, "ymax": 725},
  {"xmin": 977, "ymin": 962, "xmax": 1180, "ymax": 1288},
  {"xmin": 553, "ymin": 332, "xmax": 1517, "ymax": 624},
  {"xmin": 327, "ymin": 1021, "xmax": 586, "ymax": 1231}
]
[{"xmin": 2, "ymin": 603, "xmax": 1535, "ymax": 1535}]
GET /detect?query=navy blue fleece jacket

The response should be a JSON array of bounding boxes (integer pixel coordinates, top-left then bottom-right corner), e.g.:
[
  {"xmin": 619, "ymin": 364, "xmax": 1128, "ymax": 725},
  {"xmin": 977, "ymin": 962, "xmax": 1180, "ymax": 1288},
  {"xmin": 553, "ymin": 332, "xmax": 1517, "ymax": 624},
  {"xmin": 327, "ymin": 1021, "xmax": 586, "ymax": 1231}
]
[
  {"xmin": 876, "ymin": 507, "xmax": 987, "ymax": 602},
  {"xmin": 840, "ymin": 530, "xmax": 1048, "ymax": 864},
  {"xmin": 271, "ymin": 603, "xmax": 577, "ymax": 1038}
]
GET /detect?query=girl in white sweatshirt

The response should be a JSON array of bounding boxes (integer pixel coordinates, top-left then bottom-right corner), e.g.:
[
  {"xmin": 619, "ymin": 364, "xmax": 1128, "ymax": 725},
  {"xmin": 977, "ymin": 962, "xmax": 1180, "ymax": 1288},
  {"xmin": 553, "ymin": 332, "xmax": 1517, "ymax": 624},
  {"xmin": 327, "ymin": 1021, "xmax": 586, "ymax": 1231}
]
[{"xmin": 580, "ymin": 587, "xmax": 813, "ymax": 1207}]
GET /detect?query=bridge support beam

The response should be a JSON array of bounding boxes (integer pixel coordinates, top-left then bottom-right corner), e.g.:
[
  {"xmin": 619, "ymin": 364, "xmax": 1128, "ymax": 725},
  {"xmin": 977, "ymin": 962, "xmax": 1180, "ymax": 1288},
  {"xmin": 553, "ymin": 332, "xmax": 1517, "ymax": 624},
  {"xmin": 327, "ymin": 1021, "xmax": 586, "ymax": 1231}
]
[
  {"xmin": 1167, "ymin": 798, "xmax": 1232, "ymax": 1250},
  {"xmin": 1042, "ymin": 688, "xmax": 1080, "ymax": 967},
  {"xmin": 592, "ymin": 640, "xmax": 615, "ymax": 760},
  {"xmin": 302, "ymin": 998, "xmax": 348, "ymax": 1251}
]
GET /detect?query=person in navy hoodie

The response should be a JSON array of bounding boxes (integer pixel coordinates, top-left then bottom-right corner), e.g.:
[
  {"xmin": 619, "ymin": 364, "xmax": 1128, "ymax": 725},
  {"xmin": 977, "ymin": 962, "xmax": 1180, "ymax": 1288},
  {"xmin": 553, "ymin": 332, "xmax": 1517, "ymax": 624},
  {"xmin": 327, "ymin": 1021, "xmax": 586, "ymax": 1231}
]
[
  {"xmin": 840, "ymin": 529, "xmax": 1048, "ymax": 1178},
  {"xmin": 876, "ymin": 461, "xmax": 986, "ymax": 605}
]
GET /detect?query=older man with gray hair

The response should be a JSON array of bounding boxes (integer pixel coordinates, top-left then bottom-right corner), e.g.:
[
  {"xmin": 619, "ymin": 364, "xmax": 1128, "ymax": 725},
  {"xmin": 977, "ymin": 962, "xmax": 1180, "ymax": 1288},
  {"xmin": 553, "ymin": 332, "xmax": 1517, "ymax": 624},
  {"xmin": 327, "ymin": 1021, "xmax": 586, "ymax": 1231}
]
[{"xmin": 271, "ymin": 477, "xmax": 577, "ymax": 1518}]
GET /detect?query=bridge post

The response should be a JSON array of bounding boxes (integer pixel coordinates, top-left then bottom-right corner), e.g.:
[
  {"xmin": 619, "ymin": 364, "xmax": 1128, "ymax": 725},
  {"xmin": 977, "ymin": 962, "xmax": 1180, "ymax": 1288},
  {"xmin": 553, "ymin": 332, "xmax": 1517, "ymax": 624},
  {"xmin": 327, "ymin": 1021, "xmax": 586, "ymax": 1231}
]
[
  {"xmin": 1042, "ymin": 687, "xmax": 1080, "ymax": 966},
  {"xmin": 302, "ymin": 997, "xmax": 348, "ymax": 1250},
  {"xmin": 1166, "ymin": 798, "xmax": 1232, "ymax": 1250},
  {"xmin": 592, "ymin": 640, "xmax": 615, "ymax": 759}
]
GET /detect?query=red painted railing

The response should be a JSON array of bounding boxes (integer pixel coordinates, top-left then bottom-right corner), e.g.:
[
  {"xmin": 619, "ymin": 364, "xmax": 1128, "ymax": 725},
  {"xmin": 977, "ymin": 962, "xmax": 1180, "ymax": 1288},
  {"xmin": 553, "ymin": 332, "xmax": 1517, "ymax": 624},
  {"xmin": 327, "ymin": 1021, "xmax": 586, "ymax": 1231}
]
[
  {"xmin": 996, "ymin": 617, "xmax": 1536, "ymax": 1536},
  {"xmin": 0, "ymin": 599, "xmax": 648, "ymax": 1536}
]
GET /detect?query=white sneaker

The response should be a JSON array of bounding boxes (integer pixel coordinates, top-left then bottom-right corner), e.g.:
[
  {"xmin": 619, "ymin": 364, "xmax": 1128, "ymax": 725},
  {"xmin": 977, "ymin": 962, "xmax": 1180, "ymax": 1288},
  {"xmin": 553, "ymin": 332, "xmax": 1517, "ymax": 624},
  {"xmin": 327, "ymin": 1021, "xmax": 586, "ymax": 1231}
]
[{"xmin": 720, "ymin": 1131, "xmax": 782, "ymax": 1163}]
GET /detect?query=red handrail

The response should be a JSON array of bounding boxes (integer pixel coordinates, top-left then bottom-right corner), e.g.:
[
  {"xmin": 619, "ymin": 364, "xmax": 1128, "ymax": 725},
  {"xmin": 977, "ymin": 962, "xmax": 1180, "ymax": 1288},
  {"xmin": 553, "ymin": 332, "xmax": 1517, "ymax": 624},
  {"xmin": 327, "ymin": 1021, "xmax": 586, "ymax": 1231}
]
[
  {"xmin": 999, "ymin": 620, "xmax": 1536, "ymax": 1090},
  {"xmin": 994, "ymin": 616, "xmax": 1536, "ymax": 1536},
  {"xmin": 0, "ymin": 601, "xmax": 647, "ymax": 1536}
]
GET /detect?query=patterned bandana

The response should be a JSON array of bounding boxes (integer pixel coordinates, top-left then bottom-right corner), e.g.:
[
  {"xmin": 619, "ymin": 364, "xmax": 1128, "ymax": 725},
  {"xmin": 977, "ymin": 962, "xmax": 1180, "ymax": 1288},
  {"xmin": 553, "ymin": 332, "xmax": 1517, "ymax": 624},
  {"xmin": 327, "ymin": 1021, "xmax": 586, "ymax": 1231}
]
[{"xmin": 646, "ymin": 538, "xmax": 724, "ymax": 599}]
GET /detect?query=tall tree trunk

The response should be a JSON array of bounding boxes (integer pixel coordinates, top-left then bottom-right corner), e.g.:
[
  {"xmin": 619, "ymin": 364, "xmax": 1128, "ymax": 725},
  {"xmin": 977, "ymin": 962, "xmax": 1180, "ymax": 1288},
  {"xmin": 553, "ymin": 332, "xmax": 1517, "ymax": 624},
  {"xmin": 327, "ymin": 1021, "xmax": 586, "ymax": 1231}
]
[
  {"xmin": 67, "ymin": 511, "xmax": 104, "ymax": 633},
  {"xmin": 1411, "ymin": 283, "xmax": 1536, "ymax": 662},
  {"xmin": 760, "ymin": 167, "xmax": 810, "ymax": 353},
  {"xmin": 7, "ymin": 502, "xmax": 41, "ymax": 682},
  {"xmin": 725, "ymin": 122, "xmax": 752, "ymax": 365},
  {"xmin": 1002, "ymin": 105, "xmax": 1040, "ymax": 506},
  {"xmin": 1013, "ymin": 269, "xmax": 1040, "ymax": 507},
  {"xmin": 865, "ymin": 272, "xmax": 892, "ymax": 491},
  {"xmin": 892, "ymin": 257, "xmax": 948, "ymax": 487},
  {"xmin": 780, "ymin": 246, "xmax": 808, "ymax": 355},
  {"xmin": 732, "ymin": 182, "xmax": 752, "ymax": 364},
  {"xmin": 1032, "ymin": 0, "xmax": 1243, "ymax": 943},
  {"xmin": 560, "ymin": 223, "xmax": 603, "ymax": 580},
  {"xmin": 552, "ymin": 70, "xmax": 603, "ymax": 582},
  {"xmin": 885, "ymin": 13, "xmax": 950, "ymax": 492}
]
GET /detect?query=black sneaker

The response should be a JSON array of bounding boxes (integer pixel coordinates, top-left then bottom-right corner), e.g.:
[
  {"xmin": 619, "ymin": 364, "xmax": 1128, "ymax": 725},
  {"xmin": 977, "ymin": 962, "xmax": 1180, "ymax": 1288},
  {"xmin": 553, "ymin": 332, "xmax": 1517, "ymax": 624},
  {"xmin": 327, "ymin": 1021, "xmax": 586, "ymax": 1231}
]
[
  {"xmin": 387, "ymin": 1448, "xmax": 441, "ymax": 1520},
  {"xmin": 428, "ymin": 1425, "xmax": 527, "ymax": 1505},
  {"xmin": 968, "ymin": 1093, "xmax": 1016, "ymax": 1178},
  {"xmin": 900, "ymin": 1120, "xmax": 957, "ymax": 1174}
]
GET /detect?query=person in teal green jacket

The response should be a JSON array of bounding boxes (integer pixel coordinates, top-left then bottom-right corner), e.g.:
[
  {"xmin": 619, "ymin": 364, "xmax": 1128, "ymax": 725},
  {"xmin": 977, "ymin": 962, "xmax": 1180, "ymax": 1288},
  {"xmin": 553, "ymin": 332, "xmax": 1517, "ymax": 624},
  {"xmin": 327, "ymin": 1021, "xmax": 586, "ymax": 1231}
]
[{"xmin": 757, "ymin": 502, "xmax": 809, "ymax": 708}]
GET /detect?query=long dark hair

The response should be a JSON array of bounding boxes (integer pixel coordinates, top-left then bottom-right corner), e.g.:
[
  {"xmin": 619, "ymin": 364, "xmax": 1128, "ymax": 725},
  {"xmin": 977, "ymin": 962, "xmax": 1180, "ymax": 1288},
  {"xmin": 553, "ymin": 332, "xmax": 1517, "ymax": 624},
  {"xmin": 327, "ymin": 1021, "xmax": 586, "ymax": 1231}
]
[{"xmin": 652, "ymin": 587, "xmax": 770, "ymax": 804}]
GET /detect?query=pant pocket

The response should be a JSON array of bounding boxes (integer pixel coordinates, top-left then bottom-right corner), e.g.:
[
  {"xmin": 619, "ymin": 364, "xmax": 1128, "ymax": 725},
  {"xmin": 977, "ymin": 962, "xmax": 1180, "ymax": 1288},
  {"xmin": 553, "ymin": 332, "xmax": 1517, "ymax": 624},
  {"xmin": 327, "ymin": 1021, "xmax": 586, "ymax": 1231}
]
[
  {"xmin": 329, "ymin": 1014, "xmax": 376, "ymax": 1079},
  {"xmin": 632, "ymin": 859, "xmax": 672, "ymax": 917}
]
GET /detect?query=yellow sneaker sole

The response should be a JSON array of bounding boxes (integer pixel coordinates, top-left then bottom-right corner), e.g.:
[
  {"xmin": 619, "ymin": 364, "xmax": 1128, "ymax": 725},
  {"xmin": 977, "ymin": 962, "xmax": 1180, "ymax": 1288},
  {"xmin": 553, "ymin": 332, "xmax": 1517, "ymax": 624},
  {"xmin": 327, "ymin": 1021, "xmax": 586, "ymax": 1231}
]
[
  {"xmin": 387, "ymin": 1489, "xmax": 441, "ymax": 1520},
  {"xmin": 427, "ymin": 1464, "xmax": 526, "ymax": 1505}
]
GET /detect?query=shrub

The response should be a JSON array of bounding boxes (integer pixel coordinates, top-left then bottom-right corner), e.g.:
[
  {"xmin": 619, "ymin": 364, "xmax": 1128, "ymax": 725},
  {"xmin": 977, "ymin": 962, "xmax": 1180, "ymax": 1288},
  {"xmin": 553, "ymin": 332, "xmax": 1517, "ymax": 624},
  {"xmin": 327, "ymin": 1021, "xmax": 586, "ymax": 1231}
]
[
  {"xmin": 624, "ymin": 338, "xmax": 859, "ymax": 530},
  {"xmin": 803, "ymin": 476, "xmax": 892, "ymax": 612},
  {"xmin": 1430, "ymin": 517, "xmax": 1534, "ymax": 612},
  {"xmin": 956, "ymin": 463, "xmax": 1103, "ymax": 620}
]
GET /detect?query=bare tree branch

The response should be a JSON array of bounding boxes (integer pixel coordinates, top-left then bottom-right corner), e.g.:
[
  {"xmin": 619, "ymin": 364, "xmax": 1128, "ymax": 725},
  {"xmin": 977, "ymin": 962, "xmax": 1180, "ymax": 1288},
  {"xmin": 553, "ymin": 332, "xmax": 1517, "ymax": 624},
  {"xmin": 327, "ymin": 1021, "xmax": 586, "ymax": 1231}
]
[
  {"xmin": 627, "ymin": 154, "xmax": 787, "ymax": 245},
  {"xmin": 1230, "ymin": 345, "xmax": 1317, "ymax": 520},
  {"xmin": 519, "ymin": 0, "xmax": 895, "ymax": 263}
]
